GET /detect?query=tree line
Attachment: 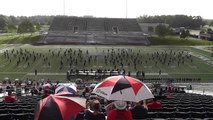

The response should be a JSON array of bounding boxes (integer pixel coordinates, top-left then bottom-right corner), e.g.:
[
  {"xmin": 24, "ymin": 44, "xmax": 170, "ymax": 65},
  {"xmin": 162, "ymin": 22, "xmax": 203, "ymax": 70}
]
[
  {"xmin": 0, "ymin": 14, "xmax": 212, "ymax": 34},
  {"xmin": 137, "ymin": 15, "xmax": 208, "ymax": 29},
  {"xmin": 0, "ymin": 15, "xmax": 55, "ymax": 34}
]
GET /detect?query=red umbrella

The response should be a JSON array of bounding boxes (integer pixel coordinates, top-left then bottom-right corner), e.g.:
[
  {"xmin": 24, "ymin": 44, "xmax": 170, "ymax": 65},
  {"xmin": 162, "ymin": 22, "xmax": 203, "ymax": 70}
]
[
  {"xmin": 92, "ymin": 75, "xmax": 154, "ymax": 102},
  {"xmin": 34, "ymin": 95, "xmax": 86, "ymax": 120}
]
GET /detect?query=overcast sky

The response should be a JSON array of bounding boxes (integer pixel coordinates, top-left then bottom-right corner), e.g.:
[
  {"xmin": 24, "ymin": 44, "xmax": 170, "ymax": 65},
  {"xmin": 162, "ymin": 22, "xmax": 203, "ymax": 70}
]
[{"xmin": 0, "ymin": 0, "xmax": 212, "ymax": 19}]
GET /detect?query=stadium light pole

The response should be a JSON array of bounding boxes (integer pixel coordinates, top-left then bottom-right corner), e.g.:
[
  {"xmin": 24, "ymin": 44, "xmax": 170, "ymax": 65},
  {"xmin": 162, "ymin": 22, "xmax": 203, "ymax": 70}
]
[{"xmin": 126, "ymin": 0, "xmax": 128, "ymax": 18}]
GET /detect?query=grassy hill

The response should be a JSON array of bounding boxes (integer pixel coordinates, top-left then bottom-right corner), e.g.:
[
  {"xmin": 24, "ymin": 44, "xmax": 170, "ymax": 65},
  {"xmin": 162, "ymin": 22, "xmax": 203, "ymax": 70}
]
[{"xmin": 149, "ymin": 36, "xmax": 212, "ymax": 45}]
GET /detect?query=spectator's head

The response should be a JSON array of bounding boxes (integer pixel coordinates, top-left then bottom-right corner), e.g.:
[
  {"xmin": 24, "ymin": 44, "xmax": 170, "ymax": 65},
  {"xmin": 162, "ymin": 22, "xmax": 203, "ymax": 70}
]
[
  {"xmin": 8, "ymin": 91, "xmax": 12, "ymax": 95},
  {"xmin": 113, "ymin": 100, "xmax": 127, "ymax": 110},
  {"xmin": 56, "ymin": 81, "xmax": 59, "ymax": 84},
  {"xmin": 136, "ymin": 100, "xmax": 144, "ymax": 106},
  {"xmin": 44, "ymin": 90, "xmax": 49, "ymax": 94},
  {"xmin": 93, "ymin": 100, "xmax": 101, "ymax": 111}
]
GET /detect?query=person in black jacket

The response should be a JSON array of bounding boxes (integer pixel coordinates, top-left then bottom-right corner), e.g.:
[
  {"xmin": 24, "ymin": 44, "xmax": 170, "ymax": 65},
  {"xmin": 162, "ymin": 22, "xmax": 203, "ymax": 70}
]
[
  {"xmin": 84, "ymin": 100, "xmax": 106, "ymax": 120},
  {"xmin": 130, "ymin": 100, "xmax": 148, "ymax": 119}
]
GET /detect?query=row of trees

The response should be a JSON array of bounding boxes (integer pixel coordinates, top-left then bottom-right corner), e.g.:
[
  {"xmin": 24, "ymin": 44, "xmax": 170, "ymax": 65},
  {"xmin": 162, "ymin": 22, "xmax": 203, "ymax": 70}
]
[
  {"xmin": 138, "ymin": 15, "xmax": 206, "ymax": 29},
  {"xmin": 0, "ymin": 15, "xmax": 54, "ymax": 33},
  {"xmin": 155, "ymin": 24, "xmax": 190, "ymax": 38},
  {"xmin": 1, "ymin": 14, "xmax": 212, "ymax": 35}
]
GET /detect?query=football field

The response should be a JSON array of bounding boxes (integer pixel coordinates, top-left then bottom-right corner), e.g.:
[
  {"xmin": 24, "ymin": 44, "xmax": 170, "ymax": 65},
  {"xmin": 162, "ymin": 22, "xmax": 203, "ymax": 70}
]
[{"xmin": 0, "ymin": 44, "xmax": 213, "ymax": 82}]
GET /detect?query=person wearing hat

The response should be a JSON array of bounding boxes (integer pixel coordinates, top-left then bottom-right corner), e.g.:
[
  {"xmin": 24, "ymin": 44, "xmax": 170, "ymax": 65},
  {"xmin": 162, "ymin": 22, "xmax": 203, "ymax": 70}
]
[{"xmin": 107, "ymin": 100, "xmax": 132, "ymax": 120}]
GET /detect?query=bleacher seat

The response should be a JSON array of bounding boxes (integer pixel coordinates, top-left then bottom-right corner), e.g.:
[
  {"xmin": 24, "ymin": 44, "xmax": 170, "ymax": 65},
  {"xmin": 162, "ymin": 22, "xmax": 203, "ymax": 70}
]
[
  {"xmin": 190, "ymin": 112, "xmax": 206, "ymax": 119},
  {"xmin": 8, "ymin": 108, "xmax": 23, "ymax": 114},
  {"xmin": 205, "ymin": 112, "xmax": 213, "ymax": 118},
  {"xmin": 0, "ymin": 109, "xmax": 9, "ymax": 114},
  {"xmin": 147, "ymin": 112, "xmax": 158, "ymax": 118},
  {"xmin": 158, "ymin": 112, "xmax": 175, "ymax": 118},
  {"xmin": 12, "ymin": 113, "xmax": 29, "ymax": 120},
  {"xmin": 161, "ymin": 107, "xmax": 177, "ymax": 112},
  {"xmin": 175, "ymin": 112, "xmax": 191, "ymax": 118},
  {"xmin": 0, "ymin": 114, "xmax": 11, "ymax": 120},
  {"xmin": 177, "ymin": 107, "xmax": 190, "ymax": 112}
]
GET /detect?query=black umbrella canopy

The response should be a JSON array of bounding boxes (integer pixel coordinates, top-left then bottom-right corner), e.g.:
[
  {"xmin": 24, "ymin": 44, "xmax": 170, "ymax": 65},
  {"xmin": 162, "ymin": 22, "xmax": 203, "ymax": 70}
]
[{"xmin": 38, "ymin": 97, "xmax": 62, "ymax": 120}]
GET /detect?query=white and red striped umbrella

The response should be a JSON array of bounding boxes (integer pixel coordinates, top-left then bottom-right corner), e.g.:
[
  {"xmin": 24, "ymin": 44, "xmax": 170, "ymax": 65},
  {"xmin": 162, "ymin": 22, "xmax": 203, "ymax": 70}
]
[
  {"xmin": 92, "ymin": 75, "xmax": 154, "ymax": 102},
  {"xmin": 55, "ymin": 85, "xmax": 77, "ymax": 94}
]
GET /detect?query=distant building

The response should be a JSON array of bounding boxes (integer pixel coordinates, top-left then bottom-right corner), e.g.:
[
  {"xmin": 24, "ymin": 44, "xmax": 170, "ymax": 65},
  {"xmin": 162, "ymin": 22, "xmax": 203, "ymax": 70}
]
[
  {"xmin": 199, "ymin": 32, "xmax": 213, "ymax": 41},
  {"xmin": 171, "ymin": 27, "xmax": 186, "ymax": 35},
  {"xmin": 139, "ymin": 23, "xmax": 169, "ymax": 34}
]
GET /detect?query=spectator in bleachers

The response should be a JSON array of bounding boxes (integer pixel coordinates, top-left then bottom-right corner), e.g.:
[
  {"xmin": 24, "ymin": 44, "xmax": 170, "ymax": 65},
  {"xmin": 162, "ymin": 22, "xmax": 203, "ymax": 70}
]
[
  {"xmin": 180, "ymin": 87, "xmax": 186, "ymax": 93},
  {"xmin": 4, "ymin": 91, "xmax": 17, "ymax": 103},
  {"xmin": 54, "ymin": 81, "xmax": 60, "ymax": 89},
  {"xmin": 0, "ymin": 87, "xmax": 2, "ymax": 93},
  {"xmin": 107, "ymin": 100, "xmax": 132, "ymax": 120},
  {"xmin": 2, "ymin": 79, "xmax": 6, "ymax": 84},
  {"xmin": 147, "ymin": 98, "xmax": 161, "ymax": 109},
  {"xmin": 42, "ymin": 89, "xmax": 50, "ymax": 99},
  {"xmin": 82, "ymin": 87, "xmax": 91, "ymax": 98},
  {"xmin": 47, "ymin": 79, "xmax": 51, "ymax": 83},
  {"xmin": 130, "ymin": 100, "xmax": 148, "ymax": 119},
  {"xmin": 84, "ymin": 100, "xmax": 106, "ymax": 120},
  {"xmin": 166, "ymin": 87, "xmax": 173, "ymax": 93}
]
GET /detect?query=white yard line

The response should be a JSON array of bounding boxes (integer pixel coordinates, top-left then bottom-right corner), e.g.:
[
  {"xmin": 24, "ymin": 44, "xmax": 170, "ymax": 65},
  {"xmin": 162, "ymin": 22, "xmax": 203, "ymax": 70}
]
[{"xmin": 0, "ymin": 47, "xmax": 13, "ymax": 53}]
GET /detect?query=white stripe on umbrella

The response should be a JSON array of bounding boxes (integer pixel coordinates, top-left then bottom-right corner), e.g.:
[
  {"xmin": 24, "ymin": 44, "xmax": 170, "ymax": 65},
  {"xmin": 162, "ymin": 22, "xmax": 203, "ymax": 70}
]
[{"xmin": 135, "ymin": 83, "xmax": 154, "ymax": 101}]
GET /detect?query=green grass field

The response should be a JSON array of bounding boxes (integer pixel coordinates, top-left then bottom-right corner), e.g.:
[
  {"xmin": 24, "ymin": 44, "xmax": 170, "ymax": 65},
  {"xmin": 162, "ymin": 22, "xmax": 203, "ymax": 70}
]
[
  {"xmin": 149, "ymin": 36, "xmax": 212, "ymax": 45},
  {"xmin": 0, "ymin": 44, "xmax": 213, "ymax": 82},
  {"xmin": 0, "ymin": 34, "xmax": 39, "ymax": 44}
]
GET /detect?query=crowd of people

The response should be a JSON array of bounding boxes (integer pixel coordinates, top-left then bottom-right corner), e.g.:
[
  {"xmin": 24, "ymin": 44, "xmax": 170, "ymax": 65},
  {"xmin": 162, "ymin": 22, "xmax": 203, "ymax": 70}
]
[
  {"xmin": 77, "ymin": 93, "xmax": 162, "ymax": 120},
  {"xmin": 0, "ymin": 77, "xmax": 175, "ymax": 120}
]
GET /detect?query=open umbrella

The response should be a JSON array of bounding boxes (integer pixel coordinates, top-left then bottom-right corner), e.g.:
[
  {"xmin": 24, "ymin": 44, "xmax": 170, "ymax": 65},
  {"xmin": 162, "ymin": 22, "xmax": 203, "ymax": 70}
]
[
  {"xmin": 43, "ymin": 83, "xmax": 52, "ymax": 90},
  {"xmin": 55, "ymin": 91, "xmax": 78, "ymax": 97},
  {"xmin": 55, "ymin": 85, "xmax": 77, "ymax": 94},
  {"xmin": 92, "ymin": 75, "xmax": 154, "ymax": 102},
  {"xmin": 34, "ymin": 95, "xmax": 86, "ymax": 120}
]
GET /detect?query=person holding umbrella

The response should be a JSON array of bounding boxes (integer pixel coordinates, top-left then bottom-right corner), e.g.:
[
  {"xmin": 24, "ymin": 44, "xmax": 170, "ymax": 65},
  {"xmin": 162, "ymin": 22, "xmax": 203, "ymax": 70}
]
[{"xmin": 92, "ymin": 75, "xmax": 153, "ymax": 120}]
